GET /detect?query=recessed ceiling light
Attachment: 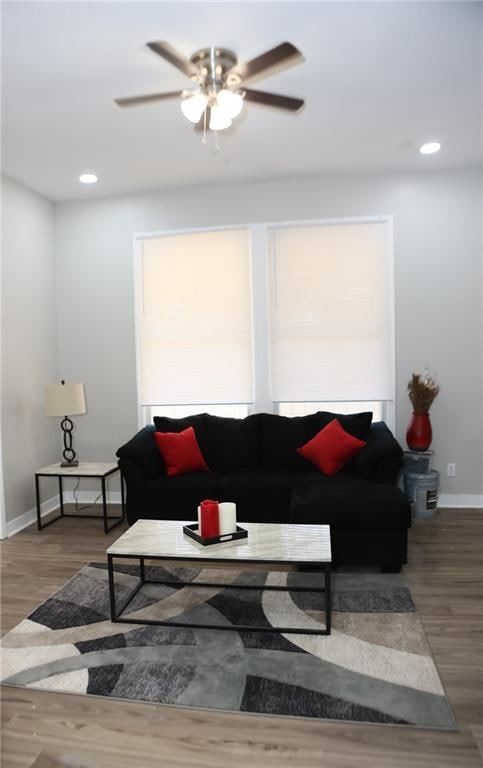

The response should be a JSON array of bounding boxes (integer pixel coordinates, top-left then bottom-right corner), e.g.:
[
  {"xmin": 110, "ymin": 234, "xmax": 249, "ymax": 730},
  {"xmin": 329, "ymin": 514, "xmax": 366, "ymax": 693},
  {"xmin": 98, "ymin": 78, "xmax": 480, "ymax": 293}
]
[
  {"xmin": 79, "ymin": 173, "xmax": 98, "ymax": 184},
  {"xmin": 420, "ymin": 142, "xmax": 441, "ymax": 155}
]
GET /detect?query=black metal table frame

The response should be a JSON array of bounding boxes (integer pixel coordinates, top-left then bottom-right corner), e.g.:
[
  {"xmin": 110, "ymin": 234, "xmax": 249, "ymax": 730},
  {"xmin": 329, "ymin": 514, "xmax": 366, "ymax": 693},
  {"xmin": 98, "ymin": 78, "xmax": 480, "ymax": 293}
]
[
  {"xmin": 36, "ymin": 467, "xmax": 125, "ymax": 534},
  {"xmin": 107, "ymin": 553, "xmax": 331, "ymax": 636}
]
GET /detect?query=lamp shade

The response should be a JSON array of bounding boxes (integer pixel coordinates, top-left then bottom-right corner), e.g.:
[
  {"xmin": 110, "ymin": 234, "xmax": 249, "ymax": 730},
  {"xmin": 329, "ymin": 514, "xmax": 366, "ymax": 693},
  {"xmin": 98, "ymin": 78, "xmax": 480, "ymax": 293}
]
[{"xmin": 45, "ymin": 382, "xmax": 86, "ymax": 417}]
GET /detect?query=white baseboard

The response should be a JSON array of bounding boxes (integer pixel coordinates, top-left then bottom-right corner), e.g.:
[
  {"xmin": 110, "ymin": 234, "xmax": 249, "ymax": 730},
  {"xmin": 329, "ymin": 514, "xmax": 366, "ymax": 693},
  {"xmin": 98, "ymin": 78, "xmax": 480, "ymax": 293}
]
[
  {"xmin": 6, "ymin": 495, "xmax": 60, "ymax": 537},
  {"xmin": 6, "ymin": 491, "xmax": 122, "ymax": 537},
  {"xmin": 438, "ymin": 494, "xmax": 483, "ymax": 509}
]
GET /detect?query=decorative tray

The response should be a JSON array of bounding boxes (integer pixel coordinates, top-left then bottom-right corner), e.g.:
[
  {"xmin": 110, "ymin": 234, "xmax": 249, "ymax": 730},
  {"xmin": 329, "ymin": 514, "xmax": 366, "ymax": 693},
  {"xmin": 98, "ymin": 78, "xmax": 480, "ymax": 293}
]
[{"xmin": 183, "ymin": 523, "xmax": 248, "ymax": 547}]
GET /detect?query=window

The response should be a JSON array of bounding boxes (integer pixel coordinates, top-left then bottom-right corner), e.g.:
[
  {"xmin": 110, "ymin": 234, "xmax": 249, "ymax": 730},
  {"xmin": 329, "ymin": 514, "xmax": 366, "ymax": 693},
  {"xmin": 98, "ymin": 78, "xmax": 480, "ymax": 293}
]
[
  {"xmin": 268, "ymin": 221, "xmax": 393, "ymax": 404},
  {"xmin": 135, "ymin": 218, "xmax": 394, "ymax": 427},
  {"xmin": 137, "ymin": 228, "xmax": 253, "ymax": 424}
]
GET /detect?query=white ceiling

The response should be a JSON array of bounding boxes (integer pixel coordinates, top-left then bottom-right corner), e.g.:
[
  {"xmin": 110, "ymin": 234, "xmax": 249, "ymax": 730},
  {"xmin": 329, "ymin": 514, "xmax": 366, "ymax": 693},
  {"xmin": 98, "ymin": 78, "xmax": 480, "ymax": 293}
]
[{"xmin": 2, "ymin": 2, "xmax": 482, "ymax": 202}]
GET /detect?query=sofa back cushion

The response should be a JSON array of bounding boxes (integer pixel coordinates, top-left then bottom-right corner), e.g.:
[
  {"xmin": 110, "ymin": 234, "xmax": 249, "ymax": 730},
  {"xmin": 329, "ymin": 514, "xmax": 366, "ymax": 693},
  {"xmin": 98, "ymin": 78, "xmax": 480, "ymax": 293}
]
[
  {"xmin": 204, "ymin": 414, "xmax": 260, "ymax": 470},
  {"xmin": 260, "ymin": 413, "xmax": 321, "ymax": 470},
  {"xmin": 260, "ymin": 411, "xmax": 373, "ymax": 472},
  {"xmin": 317, "ymin": 411, "xmax": 373, "ymax": 440},
  {"xmin": 151, "ymin": 410, "xmax": 373, "ymax": 474}
]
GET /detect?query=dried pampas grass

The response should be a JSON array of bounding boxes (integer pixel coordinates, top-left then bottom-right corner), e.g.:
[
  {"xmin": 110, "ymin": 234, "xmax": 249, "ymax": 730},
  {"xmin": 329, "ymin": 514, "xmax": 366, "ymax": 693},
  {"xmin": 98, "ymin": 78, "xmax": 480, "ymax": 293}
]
[{"xmin": 408, "ymin": 373, "xmax": 440, "ymax": 414}]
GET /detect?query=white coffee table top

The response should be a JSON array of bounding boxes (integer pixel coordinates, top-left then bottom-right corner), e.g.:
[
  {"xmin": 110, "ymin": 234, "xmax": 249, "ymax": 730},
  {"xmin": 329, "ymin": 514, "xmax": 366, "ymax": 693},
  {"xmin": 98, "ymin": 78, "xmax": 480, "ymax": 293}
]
[
  {"xmin": 36, "ymin": 462, "xmax": 118, "ymax": 477},
  {"xmin": 107, "ymin": 519, "xmax": 331, "ymax": 563}
]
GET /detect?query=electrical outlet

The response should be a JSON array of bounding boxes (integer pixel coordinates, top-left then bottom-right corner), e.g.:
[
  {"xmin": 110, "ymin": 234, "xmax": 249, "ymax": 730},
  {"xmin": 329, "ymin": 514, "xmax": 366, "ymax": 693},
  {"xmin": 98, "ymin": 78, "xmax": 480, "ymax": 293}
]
[{"xmin": 447, "ymin": 463, "xmax": 456, "ymax": 477}]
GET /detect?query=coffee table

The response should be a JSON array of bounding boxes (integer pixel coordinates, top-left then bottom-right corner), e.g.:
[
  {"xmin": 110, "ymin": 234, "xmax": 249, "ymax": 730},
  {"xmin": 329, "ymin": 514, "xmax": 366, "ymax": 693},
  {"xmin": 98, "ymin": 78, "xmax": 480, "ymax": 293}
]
[{"xmin": 107, "ymin": 519, "xmax": 332, "ymax": 635}]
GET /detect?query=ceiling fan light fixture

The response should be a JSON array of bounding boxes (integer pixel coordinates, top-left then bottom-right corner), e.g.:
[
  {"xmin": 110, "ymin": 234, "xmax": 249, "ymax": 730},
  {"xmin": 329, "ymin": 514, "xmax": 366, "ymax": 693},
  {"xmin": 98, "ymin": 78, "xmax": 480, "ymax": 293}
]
[
  {"xmin": 217, "ymin": 89, "xmax": 244, "ymax": 119},
  {"xmin": 209, "ymin": 104, "xmax": 232, "ymax": 131},
  {"xmin": 116, "ymin": 41, "xmax": 305, "ymax": 142},
  {"xmin": 181, "ymin": 90, "xmax": 208, "ymax": 123}
]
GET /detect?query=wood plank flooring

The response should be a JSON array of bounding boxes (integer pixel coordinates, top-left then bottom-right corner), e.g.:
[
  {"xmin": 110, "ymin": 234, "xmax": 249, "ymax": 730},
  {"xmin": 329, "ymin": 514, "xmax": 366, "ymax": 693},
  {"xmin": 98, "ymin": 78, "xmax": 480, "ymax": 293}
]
[{"xmin": 1, "ymin": 506, "xmax": 482, "ymax": 768}]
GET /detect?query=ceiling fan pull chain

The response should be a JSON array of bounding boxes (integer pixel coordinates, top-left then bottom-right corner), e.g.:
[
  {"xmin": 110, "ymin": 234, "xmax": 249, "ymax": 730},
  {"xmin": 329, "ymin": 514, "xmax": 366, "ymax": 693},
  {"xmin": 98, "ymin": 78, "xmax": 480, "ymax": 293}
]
[{"xmin": 202, "ymin": 107, "xmax": 207, "ymax": 144}]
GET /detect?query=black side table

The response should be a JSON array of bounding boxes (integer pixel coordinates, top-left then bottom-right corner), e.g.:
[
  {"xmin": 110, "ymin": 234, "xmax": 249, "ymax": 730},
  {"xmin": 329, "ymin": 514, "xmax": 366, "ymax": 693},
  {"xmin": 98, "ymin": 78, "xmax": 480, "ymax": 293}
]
[{"xmin": 35, "ymin": 462, "xmax": 125, "ymax": 534}]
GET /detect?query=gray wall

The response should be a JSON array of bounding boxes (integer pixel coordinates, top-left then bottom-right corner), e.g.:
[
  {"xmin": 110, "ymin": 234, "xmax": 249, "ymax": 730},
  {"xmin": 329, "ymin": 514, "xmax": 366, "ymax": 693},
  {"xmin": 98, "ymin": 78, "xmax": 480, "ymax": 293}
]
[
  {"xmin": 1, "ymin": 175, "xmax": 59, "ymax": 523},
  {"xmin": 55, "ymin": 169, "xmax": 482, "ymax": 498}
]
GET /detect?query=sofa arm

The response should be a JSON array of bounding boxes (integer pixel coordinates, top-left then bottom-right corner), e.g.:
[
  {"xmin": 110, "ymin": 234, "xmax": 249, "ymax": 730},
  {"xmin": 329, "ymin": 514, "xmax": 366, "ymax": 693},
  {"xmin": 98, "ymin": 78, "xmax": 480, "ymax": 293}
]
[
  {"xmin": 353, "ymin": 421, "xmax": 403, "ymax": 484},
  {"xmin": 116, "ymin": 425, "xmax": 165, "ymax": 481}
]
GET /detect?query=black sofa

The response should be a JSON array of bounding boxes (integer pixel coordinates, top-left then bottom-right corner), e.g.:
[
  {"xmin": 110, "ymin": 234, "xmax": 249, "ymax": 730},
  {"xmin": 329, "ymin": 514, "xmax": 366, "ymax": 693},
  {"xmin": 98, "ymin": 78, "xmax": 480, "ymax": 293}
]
[{"xmin": 116, "ymin": 411, "xmax": 411, "ymax": 572}]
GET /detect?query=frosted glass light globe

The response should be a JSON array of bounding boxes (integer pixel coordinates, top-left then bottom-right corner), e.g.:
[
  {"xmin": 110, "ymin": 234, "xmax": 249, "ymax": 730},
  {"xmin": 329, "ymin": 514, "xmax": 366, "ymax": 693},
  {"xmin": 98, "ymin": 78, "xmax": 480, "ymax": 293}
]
[
  {"xmin": 181, "ymin": 91, "xmax": 208, "ymax": 123},
  {"xmin": 217, "ymin": 89, "xmax": 244, "ymax": 119},
  {"xmin": 209, "ymin": 104, "xmax": 232, "ymax": 131}
]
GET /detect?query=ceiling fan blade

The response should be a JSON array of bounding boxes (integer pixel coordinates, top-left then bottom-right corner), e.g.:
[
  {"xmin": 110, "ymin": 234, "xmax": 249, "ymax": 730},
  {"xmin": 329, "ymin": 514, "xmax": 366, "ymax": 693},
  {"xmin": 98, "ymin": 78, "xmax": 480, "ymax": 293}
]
[
  {"xmin": 146, "ymin": 41, "xmax": 198, "ymax": 78},
  {"xmin": 115, "ymin": 91, "xmax": 181, "ymax": 107},
  {"xmin": 230, "ymin": 42, "xmax": 303, "ymax": 85},
  {"xmin": 244, "ymin": 89, "xmax": 304, "ymax": 112}
]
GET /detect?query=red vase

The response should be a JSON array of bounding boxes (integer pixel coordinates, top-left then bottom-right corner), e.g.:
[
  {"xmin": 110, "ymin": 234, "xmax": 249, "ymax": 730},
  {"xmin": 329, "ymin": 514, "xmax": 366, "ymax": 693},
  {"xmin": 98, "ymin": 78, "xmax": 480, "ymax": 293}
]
[{"xmin": 406, "ymin": 413, "xmax": 432, "ymax": 451}]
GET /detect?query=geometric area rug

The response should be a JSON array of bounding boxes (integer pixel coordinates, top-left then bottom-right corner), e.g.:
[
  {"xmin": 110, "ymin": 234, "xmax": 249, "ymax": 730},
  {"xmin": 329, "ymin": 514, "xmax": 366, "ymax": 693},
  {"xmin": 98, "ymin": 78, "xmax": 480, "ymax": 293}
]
[{"xmin": 0, "ymin": 563, "xmax": 455, "ymax": 729}]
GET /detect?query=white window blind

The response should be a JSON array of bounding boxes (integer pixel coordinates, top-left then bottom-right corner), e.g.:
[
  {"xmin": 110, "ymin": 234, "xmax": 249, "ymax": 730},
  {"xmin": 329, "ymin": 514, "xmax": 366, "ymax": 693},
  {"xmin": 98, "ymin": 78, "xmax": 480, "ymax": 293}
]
[
  {"xmin": 268, "ymin": 221, "xmax": 393, "ymax": 402},
  {"xmin": 139, "ymin": 228, "xmax": 253, "ymax": 406}
]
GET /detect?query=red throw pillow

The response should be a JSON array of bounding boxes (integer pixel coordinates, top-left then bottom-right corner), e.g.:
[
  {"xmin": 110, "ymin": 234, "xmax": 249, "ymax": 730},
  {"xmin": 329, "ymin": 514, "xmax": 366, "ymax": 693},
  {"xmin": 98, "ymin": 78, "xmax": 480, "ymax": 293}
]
[
  {"xmin": 154, "ymin": 426, "xmax": 209, "ymax": 477},
  {"xmin": 297, "ymin": 418, "xmax": 366, "ymax": 475}
]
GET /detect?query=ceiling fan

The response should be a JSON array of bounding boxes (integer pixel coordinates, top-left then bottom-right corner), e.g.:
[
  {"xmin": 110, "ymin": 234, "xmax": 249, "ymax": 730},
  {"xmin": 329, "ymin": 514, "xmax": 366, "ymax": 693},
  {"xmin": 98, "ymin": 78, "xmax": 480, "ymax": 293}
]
[{"xmin": 114, "ymin": 41, "xmax": 305, "ymax": 133}]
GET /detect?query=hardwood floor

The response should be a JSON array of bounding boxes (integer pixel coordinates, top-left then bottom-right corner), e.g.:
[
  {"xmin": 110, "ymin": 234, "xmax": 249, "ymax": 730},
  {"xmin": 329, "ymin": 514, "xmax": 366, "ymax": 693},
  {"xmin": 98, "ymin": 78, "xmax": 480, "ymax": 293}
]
[{"xmin": 1, "ymin": 506, "xmax": 482, "ymax": 768}]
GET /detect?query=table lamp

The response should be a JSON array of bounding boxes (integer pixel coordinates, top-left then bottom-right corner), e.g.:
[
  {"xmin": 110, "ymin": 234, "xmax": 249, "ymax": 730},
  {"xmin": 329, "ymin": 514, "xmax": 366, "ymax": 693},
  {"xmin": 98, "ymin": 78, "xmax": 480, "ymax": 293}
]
[{"xmin": 44, "ymin": 380, "xmax": 86, "ymax": 467}]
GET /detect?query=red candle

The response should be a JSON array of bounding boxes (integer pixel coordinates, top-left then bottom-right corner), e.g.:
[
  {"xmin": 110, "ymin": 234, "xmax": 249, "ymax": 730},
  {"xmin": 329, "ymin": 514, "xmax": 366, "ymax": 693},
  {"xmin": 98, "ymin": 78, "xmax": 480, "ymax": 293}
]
[{"xmin": 200, "ymin": 499, "xmax": 219, "ymax": 539}]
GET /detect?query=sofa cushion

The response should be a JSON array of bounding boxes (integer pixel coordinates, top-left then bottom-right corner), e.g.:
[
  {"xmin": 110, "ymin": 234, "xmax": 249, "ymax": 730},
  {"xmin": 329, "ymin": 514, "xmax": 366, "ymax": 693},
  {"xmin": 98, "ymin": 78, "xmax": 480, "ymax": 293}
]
[
  {"xmin": 144, "ymin": 470, "xmax": 219, "ymax": 510},
  {"xmin": 234, "ymin": 502, "xmax": 290, "ymax": 525},
  {"xmin": 217, "ymin": 469, "xmax": 295, "ymax": 504},
  {"xmin": 153, "ymin": 414, "xmax": 209, "ymax": 459},
  {"xmin": 260, "ymin": 413, "xmax": 321, "ymax": 470},
  {"xmin": 154, "ymin": 426, "xmax": 209, "ymax": 477},
  {"xmin": 317, "ymin": 411, "xmax": 373, "ymax": 440},
  {"xmin": 290, "ymin": 472, "xmax": 410, "ymax": 531},
  {"xmin": 297, "ymin": 419, "xmax": 366, "ymax": 475},
  {"xmin": 204, "ymin": 414, "xmax": 260, "ymax": 469},
  {"xmin": 352, "ymin": 421, "xmax": 403, "ymax": 482}
]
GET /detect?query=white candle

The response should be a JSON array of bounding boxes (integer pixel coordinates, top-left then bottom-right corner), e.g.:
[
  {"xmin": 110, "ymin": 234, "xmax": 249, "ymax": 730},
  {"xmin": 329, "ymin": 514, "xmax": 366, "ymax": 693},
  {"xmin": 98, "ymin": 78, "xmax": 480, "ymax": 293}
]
[{"xmin": 218, "ymin": 502, "xmax": 237, "ymax": 536}]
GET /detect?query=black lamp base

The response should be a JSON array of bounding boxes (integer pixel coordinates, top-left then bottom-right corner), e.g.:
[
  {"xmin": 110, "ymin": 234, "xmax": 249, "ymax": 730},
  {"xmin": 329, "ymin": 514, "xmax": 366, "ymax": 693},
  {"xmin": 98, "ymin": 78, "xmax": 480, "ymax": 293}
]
[{"xmin": 60, "ymin": 416, "xmax": 78, "ymax": 467}]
